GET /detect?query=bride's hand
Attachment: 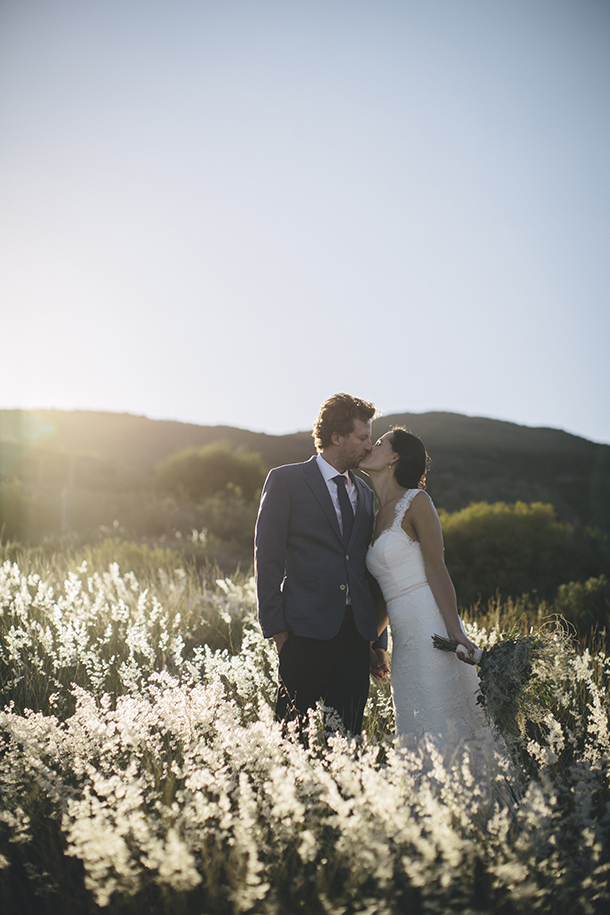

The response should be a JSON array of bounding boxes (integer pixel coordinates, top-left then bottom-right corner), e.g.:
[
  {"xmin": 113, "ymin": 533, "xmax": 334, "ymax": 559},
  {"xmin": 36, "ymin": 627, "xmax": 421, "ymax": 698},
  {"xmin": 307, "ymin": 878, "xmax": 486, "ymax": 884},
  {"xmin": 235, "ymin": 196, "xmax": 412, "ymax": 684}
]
[{"xmin": 448, "ymin": 630, "xmax": 478, "ymax": 665}]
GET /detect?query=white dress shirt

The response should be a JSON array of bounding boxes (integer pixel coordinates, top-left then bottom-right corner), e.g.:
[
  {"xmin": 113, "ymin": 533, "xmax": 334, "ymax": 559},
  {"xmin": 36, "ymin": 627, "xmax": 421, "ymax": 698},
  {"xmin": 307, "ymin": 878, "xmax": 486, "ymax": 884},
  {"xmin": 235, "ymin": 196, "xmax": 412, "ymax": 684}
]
[{"xmin": 316, "ymin": 453, "xmax": 357, "ymax": 537}]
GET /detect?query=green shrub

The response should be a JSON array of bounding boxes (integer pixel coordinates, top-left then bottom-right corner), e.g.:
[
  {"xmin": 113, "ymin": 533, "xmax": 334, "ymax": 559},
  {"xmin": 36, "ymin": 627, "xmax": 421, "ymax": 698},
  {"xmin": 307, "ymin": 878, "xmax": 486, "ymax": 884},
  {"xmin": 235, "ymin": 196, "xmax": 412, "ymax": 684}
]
[
  {"xmin": 555, "ymin": 575, "xmax": 610, "ymax": 635},
  {"xmin": 440, "ymin": 501, "xmax": 607, "ymax": 604},
  {"xmin": 199, "ymin": 491, "xmax": 259, "ymax": 546},
  {"xmin": 156, "ymin": 441, "xmax": 266, "ymax": 503}
]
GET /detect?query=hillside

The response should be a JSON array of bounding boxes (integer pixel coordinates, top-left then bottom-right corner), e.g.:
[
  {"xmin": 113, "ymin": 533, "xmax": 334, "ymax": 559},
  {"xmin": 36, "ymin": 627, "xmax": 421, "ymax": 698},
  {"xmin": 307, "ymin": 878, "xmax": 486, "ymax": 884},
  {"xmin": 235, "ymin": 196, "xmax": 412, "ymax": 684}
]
[{"xmin": 1, "ymin": 408, "xmax": 609, "ymax": 537}]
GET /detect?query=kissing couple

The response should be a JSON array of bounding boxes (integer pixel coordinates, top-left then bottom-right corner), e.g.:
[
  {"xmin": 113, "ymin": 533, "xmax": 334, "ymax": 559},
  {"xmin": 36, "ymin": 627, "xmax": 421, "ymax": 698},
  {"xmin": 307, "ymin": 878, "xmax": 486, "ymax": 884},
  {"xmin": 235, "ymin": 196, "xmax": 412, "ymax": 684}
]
[{"xmin": 255, "ymin": 392, "xmax": 486, "ymax": 747}]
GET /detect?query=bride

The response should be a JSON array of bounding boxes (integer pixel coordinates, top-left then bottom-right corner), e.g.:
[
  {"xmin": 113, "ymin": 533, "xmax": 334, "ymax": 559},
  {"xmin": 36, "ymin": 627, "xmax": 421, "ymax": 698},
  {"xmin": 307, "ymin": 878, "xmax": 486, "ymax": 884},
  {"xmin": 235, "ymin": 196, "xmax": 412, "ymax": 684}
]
[{"xmin": 360, "ymin": 427, "xmax": 489, "ymax": 749}]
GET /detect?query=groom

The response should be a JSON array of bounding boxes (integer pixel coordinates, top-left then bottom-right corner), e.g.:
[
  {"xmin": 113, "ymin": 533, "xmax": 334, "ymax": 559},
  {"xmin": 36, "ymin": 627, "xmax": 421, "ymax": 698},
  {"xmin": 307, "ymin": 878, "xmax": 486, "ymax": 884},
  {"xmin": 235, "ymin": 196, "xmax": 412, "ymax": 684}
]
[{"xmin": 255, "ymin": 393, "xmax": 388, "ymax": 735}]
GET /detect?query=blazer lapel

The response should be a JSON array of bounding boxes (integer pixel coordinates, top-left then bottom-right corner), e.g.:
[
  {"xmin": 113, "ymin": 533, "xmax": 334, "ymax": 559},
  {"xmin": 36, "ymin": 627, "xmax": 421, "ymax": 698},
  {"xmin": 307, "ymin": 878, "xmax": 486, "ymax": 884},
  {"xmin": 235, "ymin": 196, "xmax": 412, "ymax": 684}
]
[{"xmin": 304, "ymin": 457, "xmax": 343, "ymax": 541}]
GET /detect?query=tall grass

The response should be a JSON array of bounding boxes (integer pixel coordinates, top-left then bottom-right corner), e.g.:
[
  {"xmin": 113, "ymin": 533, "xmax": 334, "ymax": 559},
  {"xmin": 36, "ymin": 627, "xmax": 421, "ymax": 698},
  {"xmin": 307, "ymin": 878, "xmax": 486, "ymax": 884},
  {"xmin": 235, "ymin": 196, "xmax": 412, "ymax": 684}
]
[{"xmin": 0, "ymin": 544, "xmax": 609, "ymax": 914}]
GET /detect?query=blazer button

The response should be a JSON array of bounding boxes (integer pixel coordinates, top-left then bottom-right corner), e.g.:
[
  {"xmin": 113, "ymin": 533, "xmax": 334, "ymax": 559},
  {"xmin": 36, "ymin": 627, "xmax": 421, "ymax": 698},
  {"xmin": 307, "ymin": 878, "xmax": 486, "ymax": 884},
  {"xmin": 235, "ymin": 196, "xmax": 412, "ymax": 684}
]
[
  {"xmin": 345, "ymin": 554, "xmax": 349, "ymax": 561},
  {"xmin": 339, "ymin": 584, "xmax": 346, "ymax": 591}
]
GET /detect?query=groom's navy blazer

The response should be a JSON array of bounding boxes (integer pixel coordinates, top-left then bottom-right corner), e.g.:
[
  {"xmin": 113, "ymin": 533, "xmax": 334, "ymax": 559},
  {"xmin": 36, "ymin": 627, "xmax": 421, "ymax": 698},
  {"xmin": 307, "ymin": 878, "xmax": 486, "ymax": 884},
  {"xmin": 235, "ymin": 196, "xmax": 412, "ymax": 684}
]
[{"xmin": 255, "ymin": 456, "xmax": 386, "ymax": 646}]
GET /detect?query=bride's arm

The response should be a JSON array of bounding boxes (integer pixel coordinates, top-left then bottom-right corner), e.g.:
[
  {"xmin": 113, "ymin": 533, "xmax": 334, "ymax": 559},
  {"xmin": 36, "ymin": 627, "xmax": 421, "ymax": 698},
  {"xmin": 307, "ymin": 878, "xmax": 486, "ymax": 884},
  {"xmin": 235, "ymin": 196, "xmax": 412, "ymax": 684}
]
[{"xmin": 406, "ymin": 493, "xmax": 477, "ymax": 664}]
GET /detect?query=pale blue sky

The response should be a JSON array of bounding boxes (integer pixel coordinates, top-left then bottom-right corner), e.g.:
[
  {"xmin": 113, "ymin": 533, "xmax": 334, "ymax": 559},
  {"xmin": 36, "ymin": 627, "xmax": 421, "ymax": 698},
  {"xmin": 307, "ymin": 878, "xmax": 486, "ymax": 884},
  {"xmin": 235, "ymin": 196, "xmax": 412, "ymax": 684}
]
[{"xmin": 1, "ymin": 0, "xmax": 609, "ymax": 441}]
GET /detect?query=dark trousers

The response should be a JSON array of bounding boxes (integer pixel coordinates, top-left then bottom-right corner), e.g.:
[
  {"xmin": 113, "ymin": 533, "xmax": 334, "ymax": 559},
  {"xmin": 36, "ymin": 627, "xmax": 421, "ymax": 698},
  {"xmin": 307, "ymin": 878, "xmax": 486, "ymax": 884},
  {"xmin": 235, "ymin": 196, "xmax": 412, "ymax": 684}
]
[{"xmin": 275, "ymin": 609, "xmax": 371, "ymax": 735}]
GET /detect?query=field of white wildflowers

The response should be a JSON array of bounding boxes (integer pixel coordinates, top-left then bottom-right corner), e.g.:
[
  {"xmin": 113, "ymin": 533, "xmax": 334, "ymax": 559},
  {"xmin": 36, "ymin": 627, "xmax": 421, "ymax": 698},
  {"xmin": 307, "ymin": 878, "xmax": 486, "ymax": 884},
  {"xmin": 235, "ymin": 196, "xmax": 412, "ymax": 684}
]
[{"xmin": 0, "ymin": 547, "xmax": 609, "ymax": 915}]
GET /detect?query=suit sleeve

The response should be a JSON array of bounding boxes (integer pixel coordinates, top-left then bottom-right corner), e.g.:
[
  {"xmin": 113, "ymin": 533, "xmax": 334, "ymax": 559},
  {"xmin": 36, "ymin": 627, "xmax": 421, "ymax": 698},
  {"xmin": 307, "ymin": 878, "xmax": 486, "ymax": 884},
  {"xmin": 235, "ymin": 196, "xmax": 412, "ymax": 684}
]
[
  {"xmin": 368, "ymin": 572, "xmax": 388, "ymax": 651},
  {"xmin": 374, "ymin": 630, "xmax": 388, "ymax": 651},
  {"xmin": 255, "ymin": 468, "xmax": 290, "ymax": 638}
]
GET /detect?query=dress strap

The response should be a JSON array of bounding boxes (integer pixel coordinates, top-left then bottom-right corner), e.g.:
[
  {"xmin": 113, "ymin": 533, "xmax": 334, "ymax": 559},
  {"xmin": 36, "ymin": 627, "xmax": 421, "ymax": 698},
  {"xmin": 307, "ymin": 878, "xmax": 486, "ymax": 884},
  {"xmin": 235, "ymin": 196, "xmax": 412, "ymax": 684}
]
[{"xmin": 391, "ymin": 489, "xmax": 428, "ymax": 530}]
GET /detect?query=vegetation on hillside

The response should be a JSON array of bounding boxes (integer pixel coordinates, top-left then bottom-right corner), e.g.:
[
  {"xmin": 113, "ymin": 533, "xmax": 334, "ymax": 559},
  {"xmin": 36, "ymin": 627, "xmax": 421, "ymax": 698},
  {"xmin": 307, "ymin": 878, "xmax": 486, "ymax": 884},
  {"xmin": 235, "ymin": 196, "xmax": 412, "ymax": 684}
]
[
  {"xmin": 2, "ymin": 408, "xmax": 609, "ymax": 545},
  {"xmin": 440, "ymin": 500, "xmax": 609, "ymax": 604},
  {"xmin": 155, "ymin": 441, "xmax": 267, "ymax": 502}
]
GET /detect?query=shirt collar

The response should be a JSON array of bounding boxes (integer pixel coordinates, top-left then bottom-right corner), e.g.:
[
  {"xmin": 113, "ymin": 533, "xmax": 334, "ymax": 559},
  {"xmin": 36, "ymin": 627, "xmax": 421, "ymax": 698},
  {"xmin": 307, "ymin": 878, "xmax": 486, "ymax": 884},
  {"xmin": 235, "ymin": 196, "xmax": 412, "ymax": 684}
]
[{"xmin": 316, "ymin": 453, "xmax": 350, "ymax": 484}]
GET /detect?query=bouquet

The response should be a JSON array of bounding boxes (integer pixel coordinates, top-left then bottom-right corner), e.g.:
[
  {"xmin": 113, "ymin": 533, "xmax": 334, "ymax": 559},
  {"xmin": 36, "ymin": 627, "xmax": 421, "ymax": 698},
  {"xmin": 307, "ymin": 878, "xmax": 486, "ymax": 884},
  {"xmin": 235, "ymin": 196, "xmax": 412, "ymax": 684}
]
[{"xmin": 432, "ymin": 628, "xmax": 568, "ymax": 740}]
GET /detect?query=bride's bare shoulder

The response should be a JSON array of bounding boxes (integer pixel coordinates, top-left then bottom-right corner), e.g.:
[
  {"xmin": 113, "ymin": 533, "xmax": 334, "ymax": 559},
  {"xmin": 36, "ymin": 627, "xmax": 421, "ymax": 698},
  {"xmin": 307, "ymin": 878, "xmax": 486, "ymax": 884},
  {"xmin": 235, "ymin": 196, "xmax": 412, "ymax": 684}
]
[
  {"xmin": 407, "ymin": 489, "xmax": 433, "ymax": 509},
  {"xmin": 402, "ymin": 490, "xmax": 437, "ymax": 524}
]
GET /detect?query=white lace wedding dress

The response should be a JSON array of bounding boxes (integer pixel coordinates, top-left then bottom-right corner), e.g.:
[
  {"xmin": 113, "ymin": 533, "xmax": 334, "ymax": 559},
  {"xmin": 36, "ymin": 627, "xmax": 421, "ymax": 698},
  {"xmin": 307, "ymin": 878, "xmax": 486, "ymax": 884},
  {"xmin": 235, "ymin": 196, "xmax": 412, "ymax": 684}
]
[{"xmin": 366, "ymin": 489, "xmax": 489, "ymax": 750}]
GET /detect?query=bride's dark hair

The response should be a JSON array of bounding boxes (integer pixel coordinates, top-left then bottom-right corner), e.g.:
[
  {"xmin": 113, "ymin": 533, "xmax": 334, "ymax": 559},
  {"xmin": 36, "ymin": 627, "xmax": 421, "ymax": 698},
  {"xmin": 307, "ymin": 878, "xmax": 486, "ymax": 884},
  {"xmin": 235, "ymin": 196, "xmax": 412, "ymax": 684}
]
[{"xmin": 390, "ymin": 427, "xmax": 430, "ymax": 489}]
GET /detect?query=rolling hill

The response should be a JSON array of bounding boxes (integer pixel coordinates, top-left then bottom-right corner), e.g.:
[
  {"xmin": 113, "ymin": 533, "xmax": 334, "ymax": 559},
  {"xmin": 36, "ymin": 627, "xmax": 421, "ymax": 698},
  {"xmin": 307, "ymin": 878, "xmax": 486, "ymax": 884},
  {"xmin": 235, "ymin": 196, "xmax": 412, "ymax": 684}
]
[{"xmin": 1, "ymin": 408, "xmax": 609, "ymax": 535}]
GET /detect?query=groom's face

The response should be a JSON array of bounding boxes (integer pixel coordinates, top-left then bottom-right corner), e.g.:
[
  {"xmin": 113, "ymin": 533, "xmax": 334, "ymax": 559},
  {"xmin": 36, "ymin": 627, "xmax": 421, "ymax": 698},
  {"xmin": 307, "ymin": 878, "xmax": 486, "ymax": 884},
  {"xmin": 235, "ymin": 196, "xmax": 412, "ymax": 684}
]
[{"xmin": 335, "ymin": 418, "xmax": 373, "ymax": 470}]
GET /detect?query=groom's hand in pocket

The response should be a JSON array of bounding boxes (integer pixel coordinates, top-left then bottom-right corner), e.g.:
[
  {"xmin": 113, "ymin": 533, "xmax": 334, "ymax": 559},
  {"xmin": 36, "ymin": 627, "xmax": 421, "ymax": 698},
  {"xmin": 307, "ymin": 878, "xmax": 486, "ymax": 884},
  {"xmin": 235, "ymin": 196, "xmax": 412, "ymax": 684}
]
[{"xmin": 370, "ymin": 646, "xmax": 390, "ymax": 680}]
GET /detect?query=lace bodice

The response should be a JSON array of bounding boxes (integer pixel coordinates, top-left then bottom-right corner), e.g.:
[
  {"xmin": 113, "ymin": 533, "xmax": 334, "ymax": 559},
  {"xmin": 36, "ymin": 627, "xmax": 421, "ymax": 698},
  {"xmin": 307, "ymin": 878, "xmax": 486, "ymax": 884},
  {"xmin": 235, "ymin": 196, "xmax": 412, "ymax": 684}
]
[{"xmin": 366, "ymin": 489, "xmax": 431, "ymax": 602}]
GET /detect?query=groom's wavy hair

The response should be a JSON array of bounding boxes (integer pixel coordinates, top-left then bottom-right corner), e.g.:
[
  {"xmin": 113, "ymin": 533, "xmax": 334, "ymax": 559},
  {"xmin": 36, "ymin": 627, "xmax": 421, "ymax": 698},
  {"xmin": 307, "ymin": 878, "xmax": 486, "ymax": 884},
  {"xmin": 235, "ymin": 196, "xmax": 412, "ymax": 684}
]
[
  {"xmin": 313, "ymin": 393, "xmax": 377, "ymax": 452},
  {"xmin": 390, "ymin": 427, "xmax": 430, "ymax": 490}
]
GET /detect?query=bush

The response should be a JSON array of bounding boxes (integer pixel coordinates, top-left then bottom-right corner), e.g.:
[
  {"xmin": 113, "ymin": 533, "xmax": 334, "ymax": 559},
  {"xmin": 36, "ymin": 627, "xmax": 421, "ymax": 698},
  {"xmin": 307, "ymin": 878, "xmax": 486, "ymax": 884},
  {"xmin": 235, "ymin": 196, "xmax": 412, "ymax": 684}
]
[
  {"xmin": 440, "ymin": 501, "xmax": 607, "ymax": 604},
  {"xmin": 555, "ymin": 575, "xmax": 610, "ymax": 635},
  {"xmin": 0, "ymin": 477, "xmax": 30, "ymax": 542},
  {"xmin": 199, "ymin": 491, "xmax": 259, "ymax": 547},
  {"xmin": 156, "ymin": 442, "xmax": 266, "ymax": 503}
]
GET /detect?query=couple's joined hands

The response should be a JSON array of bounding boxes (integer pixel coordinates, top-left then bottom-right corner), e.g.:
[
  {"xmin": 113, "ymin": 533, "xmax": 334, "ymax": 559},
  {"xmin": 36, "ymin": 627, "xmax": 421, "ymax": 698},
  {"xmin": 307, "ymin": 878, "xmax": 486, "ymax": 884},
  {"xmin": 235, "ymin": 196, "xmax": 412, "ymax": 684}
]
[
  {"xmin": 273, "ymin": 631, "xmax": 390, "ymax": 680},
  {"xmin": 370, "ymin": 645, "xmax": 389, "ymax": 680}
]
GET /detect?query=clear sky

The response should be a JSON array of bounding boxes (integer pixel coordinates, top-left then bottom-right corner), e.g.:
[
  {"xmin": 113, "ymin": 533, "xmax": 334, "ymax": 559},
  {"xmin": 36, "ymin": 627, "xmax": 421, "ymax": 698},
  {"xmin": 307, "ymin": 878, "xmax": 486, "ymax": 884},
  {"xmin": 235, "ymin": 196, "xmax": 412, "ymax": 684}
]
[{"xmin": 1, "ymin": 0, "xmax": 609, "ymax": 441}]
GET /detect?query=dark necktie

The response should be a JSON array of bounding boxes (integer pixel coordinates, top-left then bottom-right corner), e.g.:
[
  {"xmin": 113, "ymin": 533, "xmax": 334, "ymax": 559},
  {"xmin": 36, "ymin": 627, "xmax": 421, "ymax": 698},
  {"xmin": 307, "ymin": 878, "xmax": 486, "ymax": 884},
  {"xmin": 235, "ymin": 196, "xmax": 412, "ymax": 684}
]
[{"xmin": 333, "ymin": 474, "xmax": 354, "ymax": 545}]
